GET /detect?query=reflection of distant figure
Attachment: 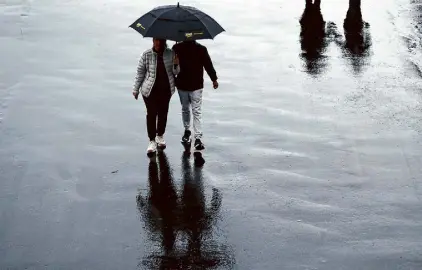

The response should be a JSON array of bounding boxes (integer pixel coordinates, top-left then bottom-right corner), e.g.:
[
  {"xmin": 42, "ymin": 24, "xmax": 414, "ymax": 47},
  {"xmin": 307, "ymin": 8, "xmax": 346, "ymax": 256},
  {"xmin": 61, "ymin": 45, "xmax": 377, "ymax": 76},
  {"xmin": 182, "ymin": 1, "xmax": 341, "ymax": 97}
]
[
  {"xmin": 332, "ymin": 0, "xmax": 372, "ymax": 74},
  {"xmin": 344, "ymin": 0, "xmax": 371, "ymax": 54},
  {"xmin": 299, "ymin": 0, "xmax": 329, "ymax": 75},
  {"xmin": 136, "ymin": 152, "xmax": 235, "ymax": 269}
]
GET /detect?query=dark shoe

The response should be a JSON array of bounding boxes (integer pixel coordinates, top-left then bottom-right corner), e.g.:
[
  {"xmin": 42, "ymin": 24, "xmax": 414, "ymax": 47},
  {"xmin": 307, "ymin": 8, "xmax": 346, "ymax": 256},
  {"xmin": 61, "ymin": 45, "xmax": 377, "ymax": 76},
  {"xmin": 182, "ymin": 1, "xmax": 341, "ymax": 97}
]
[
  {"xmin": 194, "ymin": 139, "xmax": 205, "ymax": 151},
  {"xmin": 181, "ymin": 130, "xmax": 191, "ymax": 144}
]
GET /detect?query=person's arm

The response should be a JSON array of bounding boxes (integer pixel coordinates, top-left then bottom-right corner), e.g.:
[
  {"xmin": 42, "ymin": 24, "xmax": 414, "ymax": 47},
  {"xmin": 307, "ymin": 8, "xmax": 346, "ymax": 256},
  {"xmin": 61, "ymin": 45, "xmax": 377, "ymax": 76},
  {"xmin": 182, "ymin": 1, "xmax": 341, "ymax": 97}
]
[
  {"xmin": 132, "ymin": 52, "xmax": 147, "ymax": 99},
  {"xmin": 203, "ymin": 47, "xmax": 218, "ymax": 83}
]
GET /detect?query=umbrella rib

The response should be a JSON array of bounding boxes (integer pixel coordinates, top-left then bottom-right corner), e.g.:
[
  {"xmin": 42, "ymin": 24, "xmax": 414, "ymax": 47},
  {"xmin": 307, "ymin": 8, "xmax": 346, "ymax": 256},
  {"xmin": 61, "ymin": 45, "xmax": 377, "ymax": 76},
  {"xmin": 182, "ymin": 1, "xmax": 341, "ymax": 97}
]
[
  {"xmin": 186, "ymin": 11, "xmax": 216, "ymax": 39},
  {"xmin": 143, "ymin": 8, "xmax": 176, "ymax": 37},
  {"xmin": 143, "ymin": 13, "xmax": 157, "ymax": 37},
  {"xmin": 150, "ymin": 7, "xmax": 205, "ymax": 22},
  {"xmin": 156, "ymin": 17, "xmax": 200, "ymax": 22}
]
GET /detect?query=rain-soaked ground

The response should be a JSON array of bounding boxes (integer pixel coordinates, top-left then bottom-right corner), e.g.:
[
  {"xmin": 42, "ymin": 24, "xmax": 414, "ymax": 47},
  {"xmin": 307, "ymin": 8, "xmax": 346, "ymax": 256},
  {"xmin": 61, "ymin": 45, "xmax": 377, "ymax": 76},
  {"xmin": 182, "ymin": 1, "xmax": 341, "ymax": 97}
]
[{"xmin": 1, "ymin": 0, "xmax": 422, "ymax": 269}]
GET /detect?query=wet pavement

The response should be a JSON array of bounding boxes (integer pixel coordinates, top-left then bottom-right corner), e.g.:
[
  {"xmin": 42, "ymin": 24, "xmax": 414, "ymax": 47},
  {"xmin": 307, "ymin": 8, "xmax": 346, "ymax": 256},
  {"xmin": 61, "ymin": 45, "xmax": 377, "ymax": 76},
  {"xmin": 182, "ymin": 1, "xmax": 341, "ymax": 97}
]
[{"xmin": 1, "ymin": 0, "xmax": 422, "ymax": 269}]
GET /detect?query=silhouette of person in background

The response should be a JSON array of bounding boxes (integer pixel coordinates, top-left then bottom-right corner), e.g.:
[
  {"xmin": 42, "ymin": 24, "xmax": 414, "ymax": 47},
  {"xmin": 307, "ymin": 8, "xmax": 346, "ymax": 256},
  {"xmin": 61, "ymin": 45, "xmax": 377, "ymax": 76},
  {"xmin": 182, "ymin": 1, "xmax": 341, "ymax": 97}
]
[
  {"xmin": 136, "ymin": 152, "xmax": 235, "ymax": 269},
  {"xmin": 299, "ymin": 0, "xmax": 329, "ymax": 75}
]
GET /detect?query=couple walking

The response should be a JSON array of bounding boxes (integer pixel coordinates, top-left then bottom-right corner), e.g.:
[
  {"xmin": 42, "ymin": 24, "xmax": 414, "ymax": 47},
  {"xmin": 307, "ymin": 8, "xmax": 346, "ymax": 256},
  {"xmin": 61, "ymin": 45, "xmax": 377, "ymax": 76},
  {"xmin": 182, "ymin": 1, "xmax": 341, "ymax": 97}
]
[{"xmin": 132, "ymin": 38, "xmax": 219, "ymax": 156}]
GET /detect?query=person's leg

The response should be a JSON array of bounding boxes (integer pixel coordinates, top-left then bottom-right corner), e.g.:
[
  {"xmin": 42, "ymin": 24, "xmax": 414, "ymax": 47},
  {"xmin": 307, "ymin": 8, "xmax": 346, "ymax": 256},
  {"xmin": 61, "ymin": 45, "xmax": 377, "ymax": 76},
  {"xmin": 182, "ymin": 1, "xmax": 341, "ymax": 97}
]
[
  {"xmin": 190, "ymin": 89, "xmax": 204, "ymax": 150},
  {"xmin": 156, "ymin": 92, "xmax": 171, "ymax": 148},
  {"xmin": 190, "ymin": 89, "xmax": 203, "ymax": 140},
  {"xmin": 178, "ymin": 89, "xmax": 192, "ymax": 143},
  {"xmin": 177, "ymin": 89, "xmax": 191, "ymax": 131},
  {"xmin": 142, "ymin": 95, "xmax": 158, "ymax": 141},
  {"xmin": 143, "ymin": 94, "xmax": 158, "ymax": 155}
]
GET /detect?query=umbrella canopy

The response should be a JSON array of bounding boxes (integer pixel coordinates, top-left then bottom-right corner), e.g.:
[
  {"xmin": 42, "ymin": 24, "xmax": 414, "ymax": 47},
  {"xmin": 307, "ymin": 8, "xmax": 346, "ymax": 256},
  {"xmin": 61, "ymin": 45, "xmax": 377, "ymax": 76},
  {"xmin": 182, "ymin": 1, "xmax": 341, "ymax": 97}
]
[{"xmin": 129, "ymin": 3, "xmax": 225, "ymax": 42}]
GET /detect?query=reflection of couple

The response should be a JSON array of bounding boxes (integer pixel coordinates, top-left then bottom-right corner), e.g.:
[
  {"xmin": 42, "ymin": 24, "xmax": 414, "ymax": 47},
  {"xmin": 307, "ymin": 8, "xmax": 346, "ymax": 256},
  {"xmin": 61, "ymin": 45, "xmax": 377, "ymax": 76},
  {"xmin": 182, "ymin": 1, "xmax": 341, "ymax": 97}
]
[
  {"xmin": 136, "ymin": 152, "xmax": 234, "ymax": 269},
  {"xmin": 132, "ymin": 39, "xmax": 219, "ymax": 156},
  {"xmin": 299, "ymin": 0, "xmax": 372, "ymax": 75}
]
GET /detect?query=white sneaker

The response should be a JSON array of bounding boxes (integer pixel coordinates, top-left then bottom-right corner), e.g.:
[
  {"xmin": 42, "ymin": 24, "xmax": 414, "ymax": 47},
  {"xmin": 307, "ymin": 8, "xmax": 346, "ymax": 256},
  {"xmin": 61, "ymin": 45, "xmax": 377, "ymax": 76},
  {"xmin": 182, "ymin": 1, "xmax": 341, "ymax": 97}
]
[
  {"xmin": 155, "ymin": 136, "xmax": 166, "ymax": 149},
  {"xmin": 147, "ymin": 140, "xmax": 157, "ymax": 156}
]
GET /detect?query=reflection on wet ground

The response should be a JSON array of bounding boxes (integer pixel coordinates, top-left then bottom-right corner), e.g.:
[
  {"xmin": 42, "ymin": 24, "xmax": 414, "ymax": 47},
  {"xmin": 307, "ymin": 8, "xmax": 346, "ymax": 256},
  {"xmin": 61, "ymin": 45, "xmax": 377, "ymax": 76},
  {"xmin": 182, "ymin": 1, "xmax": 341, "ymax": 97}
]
[
  {"xmin": 300, "ymin": 0, "xmax": 372, "ymax": 75},
  {"xmin": 338, "ymin": 0, "xmax": 372, "ymax": 74},
  {"xmin": 136, "ymin": 152, "xmax": 235, "ymax": 269},
  {"xmin": 299, "ymin": 0, "xmax": 329, "ymax": 75},
  {"xmin": 1, "ymin": 0, "xmax": 422, "ymax": 269}
]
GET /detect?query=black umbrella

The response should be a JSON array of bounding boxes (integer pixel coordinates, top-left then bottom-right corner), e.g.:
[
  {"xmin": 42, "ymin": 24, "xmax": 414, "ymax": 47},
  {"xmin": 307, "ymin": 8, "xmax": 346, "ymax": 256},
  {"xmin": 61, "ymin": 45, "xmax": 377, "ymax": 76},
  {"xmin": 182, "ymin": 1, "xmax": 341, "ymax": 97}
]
[{"xmin": 129, "ymin": 2, "xmax": 225, "ymax": 42}]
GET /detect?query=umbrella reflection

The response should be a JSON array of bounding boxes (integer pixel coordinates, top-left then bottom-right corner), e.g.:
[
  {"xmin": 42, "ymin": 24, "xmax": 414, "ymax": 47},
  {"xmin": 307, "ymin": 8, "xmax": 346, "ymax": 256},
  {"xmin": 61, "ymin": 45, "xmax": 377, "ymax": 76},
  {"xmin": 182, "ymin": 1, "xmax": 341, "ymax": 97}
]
[
  {"xmin": 299, "ymin": 0, "xmax": 330, "ymax": 75},
  {"xmin": 136, "ymin": 152, "xmax": 235, "ymax": 269}
]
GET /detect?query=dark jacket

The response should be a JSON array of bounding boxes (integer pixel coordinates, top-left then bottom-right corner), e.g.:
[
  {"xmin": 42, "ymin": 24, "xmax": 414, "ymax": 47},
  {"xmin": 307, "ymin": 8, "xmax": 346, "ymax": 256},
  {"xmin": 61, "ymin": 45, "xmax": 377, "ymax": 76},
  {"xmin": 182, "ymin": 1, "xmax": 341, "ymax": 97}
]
[{"xmin": 172, "ymin": 41, "xmax": 218, "ymax": 91}]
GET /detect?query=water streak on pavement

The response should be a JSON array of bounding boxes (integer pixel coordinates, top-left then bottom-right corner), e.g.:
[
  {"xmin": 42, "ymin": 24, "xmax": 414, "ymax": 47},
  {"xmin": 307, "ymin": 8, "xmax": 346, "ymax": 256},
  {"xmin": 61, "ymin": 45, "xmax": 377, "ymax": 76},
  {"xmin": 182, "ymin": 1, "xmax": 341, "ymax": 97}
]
[{"xmin": 1, "ymin": 0, "xmax": 422, "ymax": 269}]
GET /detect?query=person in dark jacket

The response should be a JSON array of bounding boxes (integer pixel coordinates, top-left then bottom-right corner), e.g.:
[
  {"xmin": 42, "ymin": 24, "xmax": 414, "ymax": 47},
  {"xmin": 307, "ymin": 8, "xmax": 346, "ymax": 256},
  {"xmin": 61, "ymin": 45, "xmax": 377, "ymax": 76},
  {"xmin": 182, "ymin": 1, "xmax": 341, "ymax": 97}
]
[
  {"xmin": 133, "ymin": 38, "xmax": 180, "ymax": 156},
  {"xmin": 172, "ymin": 40, "xmax": 219, "ymax": 150}
]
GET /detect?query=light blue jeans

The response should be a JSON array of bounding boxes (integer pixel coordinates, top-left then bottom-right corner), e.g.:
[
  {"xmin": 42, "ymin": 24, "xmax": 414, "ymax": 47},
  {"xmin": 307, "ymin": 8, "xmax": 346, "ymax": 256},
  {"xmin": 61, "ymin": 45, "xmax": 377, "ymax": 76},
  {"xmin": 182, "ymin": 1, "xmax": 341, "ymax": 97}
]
[{"xmin": 177, "ymin": 89, "xmax": 203, "ymax": 139}]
